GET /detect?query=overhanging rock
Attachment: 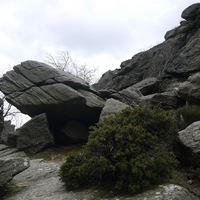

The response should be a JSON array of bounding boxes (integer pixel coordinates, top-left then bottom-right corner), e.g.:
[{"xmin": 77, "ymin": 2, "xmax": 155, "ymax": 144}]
[{"xmin": 0, "ymin": 61, "xmax": 105, "ymax": 126}]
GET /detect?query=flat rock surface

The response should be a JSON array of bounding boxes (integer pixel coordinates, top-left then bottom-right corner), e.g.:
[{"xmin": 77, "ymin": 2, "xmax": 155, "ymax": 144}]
[
  {"xmin": 0, "ymin": 145, "xmax": 30, "ymax": 186},
  {"xmin": 4, "ymin": 158, "xmax": 199, "ymax": 200}
]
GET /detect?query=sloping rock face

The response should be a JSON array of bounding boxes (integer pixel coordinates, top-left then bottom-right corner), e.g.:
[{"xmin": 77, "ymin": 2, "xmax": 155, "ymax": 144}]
[
  {"xmin": 0, "ymin": 144, "xmax": 29, "ymax": 186},
  {"xmin": 93, "ymin": 3, "xmax": 200, "ymax": 91}
]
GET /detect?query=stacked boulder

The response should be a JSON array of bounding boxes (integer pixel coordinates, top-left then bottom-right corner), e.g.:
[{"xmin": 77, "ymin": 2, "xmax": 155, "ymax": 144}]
[{"xmin": 0, "ymin": 60, "xmax": 105, "ymax": 153}]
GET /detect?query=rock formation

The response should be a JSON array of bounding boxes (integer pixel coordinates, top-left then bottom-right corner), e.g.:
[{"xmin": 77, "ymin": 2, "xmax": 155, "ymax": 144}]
[
  {"xmin": 0, "ymin": 60, "xmax": 105, "ymax": 147},
  {"xmin": 93, "ymin": 3, "xmax": 200, "ymax": 91},
  {"xmin": 15, "ymin": 113, "xmax": 54, "ymax": 154},
  {"xmin": 0, "ymin": 144, "xmax": 29, "ymax": 186},
  {"xmin": 1, "ymin": 2, "xmax": 200, "ymax": 199},
  {"xmin": 175, "ymin": 121, "xmax": 200, "ymax": 167}
]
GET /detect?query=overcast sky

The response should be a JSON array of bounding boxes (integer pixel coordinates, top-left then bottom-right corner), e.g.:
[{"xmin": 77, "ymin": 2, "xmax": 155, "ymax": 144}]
[{"xmin": 0, "ymin": 0, "xmax": 198, "ymax": 77}]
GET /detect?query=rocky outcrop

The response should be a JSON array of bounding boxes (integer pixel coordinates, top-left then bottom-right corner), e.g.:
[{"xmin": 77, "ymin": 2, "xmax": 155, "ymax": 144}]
[
  {"xmin": 93, "ymin": 4, "xmax": 200, "ymax": 91},
  {"xmin": 15, "ymin": 113, "xmax": 54, "ymax": 154},
  {"xmin": 0, "ymin": 60, "xmax": 105, "ymax": 145},
  {"xmin": 0, "ymin": 60, "xmax": 104, "ymax": 126},
  {"xmin": 111, "ymin": 88, "xmax": 142, "ymax": 105},
  {"xmin": 0, "ymin": 144, "xmax": 29, "ymax": 186},
  {"xmin": 174, "ymin": 121, "xmax": 200, "ymax": 167}
]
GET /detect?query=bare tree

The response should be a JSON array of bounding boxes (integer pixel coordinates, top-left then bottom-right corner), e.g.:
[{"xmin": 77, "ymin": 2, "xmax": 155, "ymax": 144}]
[
  {"xmin": 45, "ymin": 50, "xmax": 98, "ymax": 84},
  {"xmin": 0, "ymin": 94, "xmax": 27, "ymax": 129},
  {"xmin": 45, "ymin": 50, "xmax": 73, "ymax": 71},
  {"xmin": 0, "ymin": 65, "xmax": 30, "ymax": 130}
]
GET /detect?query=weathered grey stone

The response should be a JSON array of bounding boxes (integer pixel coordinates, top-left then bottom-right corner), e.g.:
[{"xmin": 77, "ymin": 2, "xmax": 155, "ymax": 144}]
[
  {"xmin": 0, "ymin": 61, "xmax": 105, "ymax": 126},
  {"xmin": 0, "ymin": 145, "xmax": 30, "ymax": 186},
  {"xmin": 141, "ymin": 91, "xmax": 185, "ymax": 109},
  {"xmin": 12, "ymin": 159, "xmax": 59, "ymax": 183},
  {"xmin": 111, "ymin": 88, "xmax": 142, "ymax": 105},
  {"xmin": 16, "ymin": 113, "xmax": 54, "ymax": 154},
  {"xmin": 177, "ymin": 73, "xmax": 200, "ymax": 104},
  {"xmin": 99, "ymin": 98, "xmax": 130, "ymax": 120},
  {"xmin": 181, "ymin": 3, "xmax": 200, "ymax": 20},
  {"xmin": 126, "ymin": 77, "xmax": 159, "ymax": 95},
  {"xmin": 164, "ymin": 24, "xmax": 190, "ymax": 40},
  {"xmin": 94, "ymin": 33, "xmax": 185, "ymax": 90},
  {"xmin": 165, "ymin": 31, "xmax": 200, "ymax": 76},
  {"xmin": 175, "ymin": 121, "xmax": 200, "ymax": 167},
  {"xmin": 7, "ymin": 132, "xmax": 18, "ymax": 147},
  {"xmin": 92, "ymin": 70, "xmax": 119, "ymax": 91},
  {"xmin": 57, "ymin": 120, "xmax": 89, "ymax": 145}
]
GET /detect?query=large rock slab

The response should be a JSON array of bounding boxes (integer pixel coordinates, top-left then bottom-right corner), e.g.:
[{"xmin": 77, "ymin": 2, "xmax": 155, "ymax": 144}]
[
  {"xmin": 127, "ymin": 77, "xmax": 160, "ymax": 95},
  {"xmin": 0, "ymin": 144, "xmax": 30, "ymax": 186},
  {"xmin": 15, "ymin": 113, "xmax": 54, "ymax": 154},
  {"xmin": 174, "ymin": 121, "xmax": 200, "ymax": 167},
  {"xmin": 141, "ymin": 91, "xmax": 185, "ymax": 109},
  {"xmin": 0, "ymin": 60, "xmax": 105, "ymax": 126},
  {"xmin": 111, "ymin": 88, "xmax": 142, "ymax": 105}
]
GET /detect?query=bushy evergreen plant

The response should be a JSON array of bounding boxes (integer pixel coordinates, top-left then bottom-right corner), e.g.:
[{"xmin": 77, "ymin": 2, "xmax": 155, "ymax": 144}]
[
  {"xmin": 176, "ymin": 105, "xmax": 200, "ymax": 129},
  {"xmin": 59, "ymin": 105, "xmax": 178, "ymax": 193}
]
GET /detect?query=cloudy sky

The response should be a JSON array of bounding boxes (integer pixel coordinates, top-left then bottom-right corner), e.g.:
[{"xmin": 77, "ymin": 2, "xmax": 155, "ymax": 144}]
[{"xmin": 0, "ymin": 0, "xmax": 198, "ymax": 77}]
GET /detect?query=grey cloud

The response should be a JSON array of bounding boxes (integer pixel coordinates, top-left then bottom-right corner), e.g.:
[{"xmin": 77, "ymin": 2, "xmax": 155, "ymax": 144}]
[{"xmin": 0, "ymin": 0, "xmax": 199, "ymax": 73}]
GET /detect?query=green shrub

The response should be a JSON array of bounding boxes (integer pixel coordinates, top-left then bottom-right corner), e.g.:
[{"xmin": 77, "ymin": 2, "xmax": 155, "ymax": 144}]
[
  {"xmin": 59, "ymin": 106, "xmax": 178, "ymax": 193},
  {"xmin": 176, "ymin": 105, "xmax": 200, "ymax": 129}
]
